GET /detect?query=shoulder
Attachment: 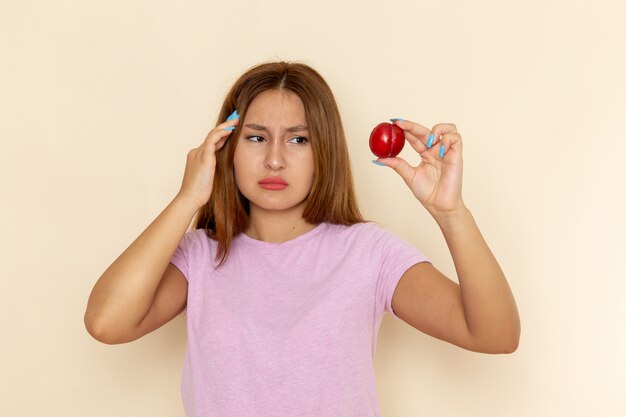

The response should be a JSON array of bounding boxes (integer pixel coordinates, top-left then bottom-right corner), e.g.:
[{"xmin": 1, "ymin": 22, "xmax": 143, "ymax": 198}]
[
  {"xmin": 322, "ymin": 220, "xmax": 378, "ymax": 236},
  {"xmin": 349, "ymin": 221, "xmax": 425, "ymax": 256},
  {"xmin": 321, "ymin": 220, "xmax": 392, "ymax": 246},
  {"xmin": 183, "ymin": 228, "xmax": 207, "ymax": 241},
  {"xmin": 337, "ymin": 220, "xmax": 391, "ymax": 237},
  {"xmin": 181, "ymin": 228, "xmax": 216, "ymax": 251}
]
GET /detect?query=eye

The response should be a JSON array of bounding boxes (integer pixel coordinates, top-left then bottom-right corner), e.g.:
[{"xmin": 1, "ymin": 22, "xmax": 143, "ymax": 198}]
[
  {"xmin": 246, "ymin": 135, "xmax": 265, "ymax": 142},
  {"xmin": 246, "ymin": 136, "xmax": 308, "ymax": 144},
  {"xmin": 289, "ymin": 136, "xmax": 308, "ymax": 144}
]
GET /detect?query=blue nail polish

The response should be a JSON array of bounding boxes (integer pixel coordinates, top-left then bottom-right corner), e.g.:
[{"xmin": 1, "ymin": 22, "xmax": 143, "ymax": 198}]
[
  {"xmin": 372, "ymin": 160, "xmax": 386, "ymax": 166},
  {"xmin": 427, "ymin": 133, "xmax": 434, "ymax": 148},
  {"xmin": 224, "ymin": 126, "xmax": 235, "ymax": 131},
  {"xmin": 226, "ymin": 110, "xmax": 239, "ymax": 121},
  {"xmin": 389, "ymin": 118, "xmax": 404, "ymax": 122},
  {"xmin": 439, "ymin": 144, "xmax": 445, "ymax": 158}
]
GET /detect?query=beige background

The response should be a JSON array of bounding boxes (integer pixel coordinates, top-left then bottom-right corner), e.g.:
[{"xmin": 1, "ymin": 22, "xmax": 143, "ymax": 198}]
[{"xmin": 1, "ymin": 0, "xmax": 625, "ymax": 416}]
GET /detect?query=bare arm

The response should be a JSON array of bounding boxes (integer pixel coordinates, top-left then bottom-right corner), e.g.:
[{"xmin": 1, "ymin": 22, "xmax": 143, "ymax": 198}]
[
  {"xmin": 433, "ymin": 206, "xmax": 520, "ymax": 352},
  {"xmin": 84, "ymin": 193, "xmax": 199, "ymax": 343},
  {"xmin": 378, "ymin": 120, "xmax": 520, "ymax": 353},
  {"xmin": 392, "ymin": 206, "xmax": 520, "ymax": 354},
  {"xmin": 392, "ymin": 208, "xmax": 520, "ymax": 353},
  {"xmin": 84, "ymin": 115, "xmax": 239, "ymax": 344}
]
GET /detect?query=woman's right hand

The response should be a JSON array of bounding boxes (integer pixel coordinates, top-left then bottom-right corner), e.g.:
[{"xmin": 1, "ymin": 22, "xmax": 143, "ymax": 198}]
[{"xmin": 176, "ymin": 110, "xmax": 240, "ymax": 210}]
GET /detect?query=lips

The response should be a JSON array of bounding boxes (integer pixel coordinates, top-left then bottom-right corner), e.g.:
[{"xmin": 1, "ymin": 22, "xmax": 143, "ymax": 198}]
[{"xmin": 259, "ymin": 177, "xmax": 289, "ymax": 186}]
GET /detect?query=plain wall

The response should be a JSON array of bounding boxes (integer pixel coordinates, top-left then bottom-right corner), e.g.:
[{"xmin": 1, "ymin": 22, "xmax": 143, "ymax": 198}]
[{"xmin": 1, "ymin": 0, "xmax": 625, "ymax": 416}]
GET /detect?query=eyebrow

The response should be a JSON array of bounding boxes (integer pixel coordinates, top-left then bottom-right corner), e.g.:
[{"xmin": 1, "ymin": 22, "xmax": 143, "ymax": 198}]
[{"xmin": 244, "ymin": 123, "xmax": 309, "ymax": 133}]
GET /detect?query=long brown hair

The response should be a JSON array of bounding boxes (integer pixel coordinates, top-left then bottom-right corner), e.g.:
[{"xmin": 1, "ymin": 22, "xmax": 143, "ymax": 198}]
[{"xmin": 192, "ymin": 60, "xmax": 369, "ymax": 267}]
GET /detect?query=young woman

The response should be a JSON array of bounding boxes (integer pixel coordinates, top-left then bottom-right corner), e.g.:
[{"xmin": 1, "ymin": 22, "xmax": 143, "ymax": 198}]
[{"xmin": 85, "ymin": 61, "xmax": 520, "ymax": 417}]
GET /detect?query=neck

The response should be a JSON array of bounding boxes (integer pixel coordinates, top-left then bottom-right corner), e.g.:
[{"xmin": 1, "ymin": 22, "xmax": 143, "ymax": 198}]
[{"xmin": 244, "ymin": 208, "xmax": 318, "ymax": 243}]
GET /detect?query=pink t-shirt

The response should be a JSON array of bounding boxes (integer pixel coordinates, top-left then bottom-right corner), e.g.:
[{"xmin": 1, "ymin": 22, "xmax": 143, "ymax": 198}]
[{"xmin": 169, "ymin": 221, "xmax": 431, "ymax": 417}]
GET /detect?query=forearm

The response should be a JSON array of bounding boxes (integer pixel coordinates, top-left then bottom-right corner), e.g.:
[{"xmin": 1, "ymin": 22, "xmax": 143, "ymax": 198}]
[
  {"xmin": 84, "ymin": 193, "xmax": 199, "ymax": 340},
  {"xmin": 432, "ymin": 206, "xmax": 520, "ymax": 352}
]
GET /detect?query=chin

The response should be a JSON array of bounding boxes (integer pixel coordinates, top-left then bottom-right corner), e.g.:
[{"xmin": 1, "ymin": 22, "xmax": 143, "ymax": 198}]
[
  {"xmin": 253, "ymin": 199, "xmax": 305, "ymax": 212},
  {"xmin": 237, "ymin": 182, "xmax": 310, "ymax": 211},
  {"xmin": 250, "ymin": 194, "xmax": 309, "ymax": 212}
]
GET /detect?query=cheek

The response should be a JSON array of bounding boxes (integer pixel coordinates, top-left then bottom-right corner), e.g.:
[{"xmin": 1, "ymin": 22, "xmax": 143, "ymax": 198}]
[
  {"xmin": 298, "ymin": 159, "xmax": 315, "ymax": 190},
  {"xmin": 304, "ymin": 153, "xmax": 315, "ymax": 177},
  {"xmin": 234, "ymin": 145, "xmax": 257, "ymax": 164},
  {"xmin": 232, "ymin": 152, "xmax": 246, "ymax": 185},
  {"xmin": 233, "ymin": 144, "xmax": 249, "ymax": 170},
  {"xmin": 233, "ymin": 151, "xmax": 257, "ymax": 187}
]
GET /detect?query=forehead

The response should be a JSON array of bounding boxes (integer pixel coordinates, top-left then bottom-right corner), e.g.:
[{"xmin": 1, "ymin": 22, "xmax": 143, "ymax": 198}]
[{"xmin": 245, "ymin": 90, "xmax": 306, "ymax": 120}]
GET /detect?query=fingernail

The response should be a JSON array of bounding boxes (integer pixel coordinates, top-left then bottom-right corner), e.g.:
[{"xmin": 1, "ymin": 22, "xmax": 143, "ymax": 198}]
[
  {"xmin": 226, "ymin": 110, "xmax": 239, "ymax": 121},
  {"xmin": 372, "ymin": 160, "xmax": 386, "ymax": 166},
  {"xmin": 224, "ymin": 126, "xmax": 235, "ymax": 131},
  {"xmin": 427, "ymin": 133, "xmax": 434, "ymax": 148},
  {"xmin": 389, "ymin": 118, "xmax": 404, "ymax": 122},
  {"xmin": 439, "ymin": 144, "xmax": 445, "ymax": 158}
]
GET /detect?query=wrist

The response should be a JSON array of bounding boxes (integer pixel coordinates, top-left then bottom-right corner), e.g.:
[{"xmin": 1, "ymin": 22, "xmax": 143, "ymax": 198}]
[
  {"xmin": 430, "ymin": 203, "xmax": 472, "ymax": 229},
  {"xmin": 174, "ymin": 192, "xmax": 203, "ymax": 213}
]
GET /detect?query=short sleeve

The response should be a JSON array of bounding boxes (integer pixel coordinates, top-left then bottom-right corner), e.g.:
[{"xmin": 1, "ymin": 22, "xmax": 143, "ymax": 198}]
[
  {"xmin": 169, "ymin": 230, "xmax": 193, "ymax": 282},
  {"xmin": 370, "ymin": 223, "xmax": 431, "ymax": 320}
]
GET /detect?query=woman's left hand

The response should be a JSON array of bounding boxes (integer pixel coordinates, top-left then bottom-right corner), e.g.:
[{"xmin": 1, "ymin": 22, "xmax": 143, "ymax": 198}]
[{"xmin": 374, "ymin": 120, "xmax": 465, "ymax": 218}]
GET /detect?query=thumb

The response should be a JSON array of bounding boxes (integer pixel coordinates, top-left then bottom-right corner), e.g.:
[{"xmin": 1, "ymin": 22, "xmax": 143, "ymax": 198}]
[{"xmin": 375, "ymin": 156, "xmax": 413, "ymax": 181}]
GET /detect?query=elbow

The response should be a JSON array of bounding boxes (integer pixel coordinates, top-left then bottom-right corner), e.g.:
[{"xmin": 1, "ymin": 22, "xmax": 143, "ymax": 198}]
[
  {"xmin": 502, "ymin": 319, "xmax": 522, "ymax": 354},
  {"xmin": 495, "ymin": 326, "xmax": 521, "ymax": 354},
  {"xmin": 498, "ymin": 336, "xmax": 519, "ymax": 354},
  {"xmin": 85, "ymin": 317, "xmax": 114, "ymax": 345},
  {"xmin": 470, "ymin": 325, "xmax": 521, "ymax": 354},
  {"xmin": 490, "ymin": 316, "xmax": 521, "ymax": 354},
  {"xmin": 475, "ymin": 337, "xmax": 519, "ymax": 354},
  {"xmin": 84, "ymin": 313, "xmax": 126, "ymax": 345}
]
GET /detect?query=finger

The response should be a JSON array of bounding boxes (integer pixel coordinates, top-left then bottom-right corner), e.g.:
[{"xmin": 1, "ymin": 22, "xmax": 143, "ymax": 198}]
[
  {"xmin": 214, "ymin": 135, "xmax": 230, "ymax": 152},
  {"xmin": 203, "ymin": 132, "xmax": 232, "ymax": 155},
  {"xmin": 375, "ymin": 155, "xmax": 414, "ymax": 183},
  {"xmin": 427, "ymin": 123, "xmax": 457, "ymax": 149},
  {"xmin": 209, "ymin": 111, "xmax": 241, "ymax": 138},
  {"xmin": 389, "ymin": 120, "xmax": 437, "ymax": 162},
  {"xmin": 218, "ymin": 116, "xmax": 240, "ymax": 131},
  {"xmin": 200, "ymin": 130, "xmax": 232, "ymax": 159},
  {"xmin": 392, "ymin": 119, "xmax": 431, "ymax": 142},
  {"xmin": 204, "ymin": 119, "xmax": 239, "ymax": 144},
  {"xmin": 437, "ymin": 132, "xmax": 462, "ymax": 159},
  {"xmin": 403, "ymin": 131, "xmax": 429, "ymax": 154}
]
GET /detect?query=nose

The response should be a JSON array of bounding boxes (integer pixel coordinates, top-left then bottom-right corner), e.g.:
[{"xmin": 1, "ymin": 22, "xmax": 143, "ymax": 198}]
[{"xmin": 264, "ymin": 140, "xmax": 286, "ymax": 171}]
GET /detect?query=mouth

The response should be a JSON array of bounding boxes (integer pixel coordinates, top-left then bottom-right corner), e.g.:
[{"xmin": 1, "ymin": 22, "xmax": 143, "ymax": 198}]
[
  {"xmin": 259, "ymin": 177, "xmax": 289, "ymax": 186},
  {"xmin": 258, "ymin": 176, "xmax": 288, "ymax": 190},
  {"xmin": 258, "ymin": 183, "xmax": 288, "ymax": 190}
]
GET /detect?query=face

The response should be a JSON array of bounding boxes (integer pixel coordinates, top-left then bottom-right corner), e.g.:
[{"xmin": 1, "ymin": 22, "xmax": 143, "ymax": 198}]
[{"xmin": 233, "ymin": 89, "xmax": 314, "ymax": 216}]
